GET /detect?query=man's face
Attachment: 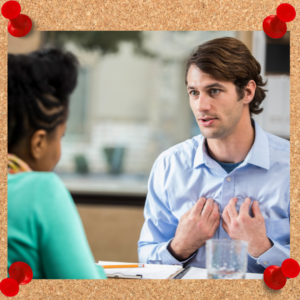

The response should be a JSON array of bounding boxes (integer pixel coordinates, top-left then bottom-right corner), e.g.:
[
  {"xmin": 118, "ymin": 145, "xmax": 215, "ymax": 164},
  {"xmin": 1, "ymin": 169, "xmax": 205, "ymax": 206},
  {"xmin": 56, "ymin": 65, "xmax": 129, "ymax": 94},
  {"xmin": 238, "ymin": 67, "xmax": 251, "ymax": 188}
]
[{"xmin": 187, "ymin": 65, "xmax": 245, "ymax": 140}]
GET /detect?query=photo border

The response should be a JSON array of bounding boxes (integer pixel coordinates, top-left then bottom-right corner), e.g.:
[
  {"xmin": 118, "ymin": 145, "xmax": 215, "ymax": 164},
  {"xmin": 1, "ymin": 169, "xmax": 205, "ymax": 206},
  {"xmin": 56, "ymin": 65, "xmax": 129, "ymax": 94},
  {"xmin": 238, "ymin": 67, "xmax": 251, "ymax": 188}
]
[{"xmin": 1, "ymin": 0, "xmax": 299, "ymax": 298}]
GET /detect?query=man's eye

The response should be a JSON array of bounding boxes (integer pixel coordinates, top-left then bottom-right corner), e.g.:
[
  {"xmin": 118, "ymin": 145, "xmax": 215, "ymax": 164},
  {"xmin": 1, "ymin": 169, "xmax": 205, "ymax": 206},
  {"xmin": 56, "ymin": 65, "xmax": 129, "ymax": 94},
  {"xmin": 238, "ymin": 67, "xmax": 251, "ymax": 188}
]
[
  {"xmin": 210, "ymin": 89, "xmax": 220, "ymax": 95},
  {"xmin": 189, "ymin": 90, "xmax": 199, "ymax": 96}
]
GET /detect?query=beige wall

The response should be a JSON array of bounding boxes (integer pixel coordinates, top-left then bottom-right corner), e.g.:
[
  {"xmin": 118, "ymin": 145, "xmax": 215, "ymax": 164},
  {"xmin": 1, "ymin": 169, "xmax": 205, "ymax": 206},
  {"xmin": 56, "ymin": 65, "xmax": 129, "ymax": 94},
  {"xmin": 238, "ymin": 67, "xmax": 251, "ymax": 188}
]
[
  {"xmin": 8, "ymin": 31, "xmax": 42, "ymax": 54},
  {"xmin": 76, "ymin": 205, "xmax": 145, "ymax": 263},
  {"xmin": 236, "ymin": 31, "xmax": 253, "ymax": 53}
]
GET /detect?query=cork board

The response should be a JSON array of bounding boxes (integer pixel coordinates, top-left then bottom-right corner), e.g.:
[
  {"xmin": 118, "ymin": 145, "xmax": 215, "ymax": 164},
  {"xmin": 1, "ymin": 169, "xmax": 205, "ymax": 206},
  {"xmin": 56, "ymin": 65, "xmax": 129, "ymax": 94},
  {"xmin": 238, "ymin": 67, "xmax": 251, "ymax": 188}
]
[{"xmin": 1, "ymin": 0, "xmax": 299, "ymax": 299}]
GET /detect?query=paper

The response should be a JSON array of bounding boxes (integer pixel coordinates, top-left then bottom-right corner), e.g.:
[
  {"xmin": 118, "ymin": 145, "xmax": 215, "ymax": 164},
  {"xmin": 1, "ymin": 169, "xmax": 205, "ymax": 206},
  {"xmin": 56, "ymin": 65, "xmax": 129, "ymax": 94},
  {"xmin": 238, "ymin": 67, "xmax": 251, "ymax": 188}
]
[
  {"xmin": 173, "ymin": 267, "xmax": 264, "ymax": 280},
  {"xmin": 97, "ymin": 261, "xmax": 182, "ymax": 279}
]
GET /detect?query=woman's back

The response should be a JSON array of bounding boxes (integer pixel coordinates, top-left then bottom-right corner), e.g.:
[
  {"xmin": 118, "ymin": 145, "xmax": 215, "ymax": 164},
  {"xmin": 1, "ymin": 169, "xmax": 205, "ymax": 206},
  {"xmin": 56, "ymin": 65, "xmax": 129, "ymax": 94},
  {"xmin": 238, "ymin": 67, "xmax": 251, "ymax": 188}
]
[
  {"xmin": 8, "ymin": 48, "xmax": 106, "ymax": 279},
  {"xmin": 8, "ymin": 170, "xmax": 105, "ymax": 279}
]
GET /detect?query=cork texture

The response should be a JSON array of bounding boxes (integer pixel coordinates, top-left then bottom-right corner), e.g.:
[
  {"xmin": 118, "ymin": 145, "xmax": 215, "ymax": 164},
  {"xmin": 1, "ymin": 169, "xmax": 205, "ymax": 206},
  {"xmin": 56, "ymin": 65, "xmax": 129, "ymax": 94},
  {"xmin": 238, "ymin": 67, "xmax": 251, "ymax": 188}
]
[{"xmin": 1, "ymin": 0, "xmax": 299, "ymax": 299}]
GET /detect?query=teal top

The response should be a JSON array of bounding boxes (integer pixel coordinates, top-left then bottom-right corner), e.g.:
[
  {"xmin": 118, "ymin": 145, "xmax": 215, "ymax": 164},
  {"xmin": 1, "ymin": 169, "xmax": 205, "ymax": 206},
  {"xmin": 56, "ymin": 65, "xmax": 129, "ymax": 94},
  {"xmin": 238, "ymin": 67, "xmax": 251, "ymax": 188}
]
[
  {"xmin": 8, "ymin": 171, "xmax": 106, "ymax": 279},
  {"xmin": 205, "ymin": 139, "xmax": 243, "ymax": 173},
  {"xmin": 215, "ymin": 160, "xmax": 244, "ymax": 174}
]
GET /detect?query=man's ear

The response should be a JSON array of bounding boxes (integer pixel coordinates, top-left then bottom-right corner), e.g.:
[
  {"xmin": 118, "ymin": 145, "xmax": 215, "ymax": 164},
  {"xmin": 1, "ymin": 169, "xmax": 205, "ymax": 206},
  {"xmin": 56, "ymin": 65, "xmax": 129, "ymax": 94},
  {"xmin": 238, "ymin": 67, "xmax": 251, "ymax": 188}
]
[
  {"xmin": 30, "ymin": 129, "xmax": 48, "ymax": 159},
  {"xmin": 243, "ymin": 80, "xmax": 256, "ymax": 105}
]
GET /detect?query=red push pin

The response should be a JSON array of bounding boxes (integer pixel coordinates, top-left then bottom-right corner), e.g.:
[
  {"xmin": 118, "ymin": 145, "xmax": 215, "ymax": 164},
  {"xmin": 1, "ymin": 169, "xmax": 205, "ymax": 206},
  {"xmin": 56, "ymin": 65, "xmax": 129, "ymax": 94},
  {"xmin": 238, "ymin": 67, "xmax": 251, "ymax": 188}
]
[
  {"xmin": 1, "ymin": 0, "xmax": 32, "ymax": 37},
  {"xmin": 0, "ymin": 262, "xmax": 33, "ymax": 297},
  {"xmin": 263, "ymin": 3, "xmax": 296, "ymax": 39},
  {"xmin": 9, "ymin": 262, "xmax": 33, "ymax": 285},
  {"xmin": 0, "ymin": 278, "xmax": 19, "ymax": 297},
  {"xmin": 264, "ymin": 258, "xmax": 300, "ymax": 290}
]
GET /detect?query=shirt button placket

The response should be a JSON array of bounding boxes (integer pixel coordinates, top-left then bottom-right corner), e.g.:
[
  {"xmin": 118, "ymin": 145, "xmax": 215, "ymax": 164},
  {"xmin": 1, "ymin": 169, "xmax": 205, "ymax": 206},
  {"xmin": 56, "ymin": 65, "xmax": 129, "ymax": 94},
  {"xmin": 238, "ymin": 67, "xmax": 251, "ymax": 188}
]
[{"xmin": 220, "ymin": 174, "xmax": 234, "ymax": 240}]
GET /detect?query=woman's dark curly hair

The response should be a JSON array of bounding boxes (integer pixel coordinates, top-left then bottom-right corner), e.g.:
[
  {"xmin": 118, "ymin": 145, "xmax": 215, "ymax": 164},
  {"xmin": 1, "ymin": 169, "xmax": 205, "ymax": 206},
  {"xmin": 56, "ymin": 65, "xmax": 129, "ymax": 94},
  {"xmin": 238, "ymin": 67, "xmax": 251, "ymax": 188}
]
[
  {"xmin": 8, "ymin": 48, "xmax": 79, "ymax": 152},
  {"xmin": 185, "ymin": 37, "xmax": 268, "ymax": 117}
]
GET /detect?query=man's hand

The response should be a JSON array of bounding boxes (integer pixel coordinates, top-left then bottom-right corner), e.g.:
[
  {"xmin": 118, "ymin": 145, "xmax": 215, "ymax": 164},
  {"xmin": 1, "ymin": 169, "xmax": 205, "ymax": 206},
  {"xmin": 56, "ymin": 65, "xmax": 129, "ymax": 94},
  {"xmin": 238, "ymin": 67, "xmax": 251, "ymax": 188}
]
[
  {"xmin": 168, "ymin": 197, "xmax": 220, "ymax": 261},
  {"xmin": 222, "ymin": 197, "xmax": 272, "ymax": 258}
]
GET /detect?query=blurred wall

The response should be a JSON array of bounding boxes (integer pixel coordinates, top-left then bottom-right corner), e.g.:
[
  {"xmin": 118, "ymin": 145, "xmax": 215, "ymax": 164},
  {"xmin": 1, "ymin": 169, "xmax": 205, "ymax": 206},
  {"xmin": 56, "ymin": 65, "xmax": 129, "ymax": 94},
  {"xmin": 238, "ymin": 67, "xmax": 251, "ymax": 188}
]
[
  {"xmin": 252, "ymin": 31, "xmax": 290, "ymax": 139},
  {"xmin": 8, "ymin": 31, "xmax": 42, "ymax": 54}
]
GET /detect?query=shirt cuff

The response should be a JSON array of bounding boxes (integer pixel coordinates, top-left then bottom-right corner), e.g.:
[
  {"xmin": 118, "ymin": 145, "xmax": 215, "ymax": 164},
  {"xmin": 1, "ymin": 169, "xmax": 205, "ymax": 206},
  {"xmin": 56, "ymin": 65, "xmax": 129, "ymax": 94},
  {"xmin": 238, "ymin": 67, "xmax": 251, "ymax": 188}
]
[
  {"xmin": 248, "ymin": 238, "xmax": 290, "ymax": 269},
  {"xmin": 152, "ymin": 239, "xmax": 197, "ymax": 265}
]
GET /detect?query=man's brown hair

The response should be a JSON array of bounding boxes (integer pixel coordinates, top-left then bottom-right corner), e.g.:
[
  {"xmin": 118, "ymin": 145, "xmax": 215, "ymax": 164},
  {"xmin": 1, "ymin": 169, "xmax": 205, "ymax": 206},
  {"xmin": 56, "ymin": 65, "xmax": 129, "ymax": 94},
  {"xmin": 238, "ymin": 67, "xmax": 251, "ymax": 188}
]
[{"xmin": 185, "ymin": 37, "xmax": 267, "ymax": 116}]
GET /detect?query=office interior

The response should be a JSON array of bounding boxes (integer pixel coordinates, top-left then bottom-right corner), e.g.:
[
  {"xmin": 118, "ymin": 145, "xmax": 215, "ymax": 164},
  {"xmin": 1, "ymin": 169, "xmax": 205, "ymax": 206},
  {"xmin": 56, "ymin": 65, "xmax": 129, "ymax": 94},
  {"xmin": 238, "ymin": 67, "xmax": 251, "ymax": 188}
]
[{"xmin": 8, "ymin": 31, "xmax": 290, "ymax": 262}]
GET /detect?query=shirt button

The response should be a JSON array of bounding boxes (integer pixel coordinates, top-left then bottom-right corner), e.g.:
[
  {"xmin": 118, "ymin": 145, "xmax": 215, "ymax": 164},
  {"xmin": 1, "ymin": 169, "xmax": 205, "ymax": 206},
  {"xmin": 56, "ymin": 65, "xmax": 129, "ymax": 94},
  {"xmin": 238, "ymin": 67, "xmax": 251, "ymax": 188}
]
[
  {"xmin": 223, "ymin": 238, "xmax": 227, "ymax": 240},
  {"xmin": 263, "ymin": 261, "xmax": 268, "ymax": 265},
  {"xmin": 227, "ymin": 177, "xmax": 231, "ymax": 182}
]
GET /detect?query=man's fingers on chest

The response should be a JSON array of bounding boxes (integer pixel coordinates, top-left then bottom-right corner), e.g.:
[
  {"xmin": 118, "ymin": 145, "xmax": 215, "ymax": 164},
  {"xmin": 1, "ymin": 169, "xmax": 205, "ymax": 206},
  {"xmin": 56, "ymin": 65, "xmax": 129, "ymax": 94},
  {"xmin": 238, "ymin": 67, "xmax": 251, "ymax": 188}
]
[
  {"xmin": 199, "ymin": 198, "xmax": 215, "ymax": 220},
  {"xmin": 226, "ymin": 199, "xmax": 239, "ymax": 219},
  {"xmin": 251, "ymin": 201, "xmax": 264, "ymax": 219},
  {"xmin": 222, "ymin": 208, "xmax": 231, "ymax": 225},
  {"xmin": 239, "ymin": 198, "xmax": 252, "ymax": 216},
  {"xmin": 208, "ymin": 203, "xmax": 220, "ymax": 222},
  {"xmin": 190, "ymin": 197, "xmax": 206, "ymax": 217}
]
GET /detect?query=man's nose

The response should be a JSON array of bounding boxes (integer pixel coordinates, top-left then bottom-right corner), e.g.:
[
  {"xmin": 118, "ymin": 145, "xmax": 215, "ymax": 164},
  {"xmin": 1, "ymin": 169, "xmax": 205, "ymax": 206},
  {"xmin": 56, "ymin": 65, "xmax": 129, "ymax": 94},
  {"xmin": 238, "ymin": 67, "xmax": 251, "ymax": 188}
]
[{"xmin": 196, "ymin": 94, "xmax": 211, "ymax": 112}]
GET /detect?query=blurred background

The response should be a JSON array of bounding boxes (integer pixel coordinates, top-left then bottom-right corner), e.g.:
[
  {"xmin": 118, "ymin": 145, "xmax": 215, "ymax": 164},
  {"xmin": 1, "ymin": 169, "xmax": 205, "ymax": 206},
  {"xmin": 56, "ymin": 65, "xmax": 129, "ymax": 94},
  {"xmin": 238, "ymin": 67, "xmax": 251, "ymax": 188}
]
[{"xmin": 8, "ymin": 31, "xmax": 290, "ymax": 263}]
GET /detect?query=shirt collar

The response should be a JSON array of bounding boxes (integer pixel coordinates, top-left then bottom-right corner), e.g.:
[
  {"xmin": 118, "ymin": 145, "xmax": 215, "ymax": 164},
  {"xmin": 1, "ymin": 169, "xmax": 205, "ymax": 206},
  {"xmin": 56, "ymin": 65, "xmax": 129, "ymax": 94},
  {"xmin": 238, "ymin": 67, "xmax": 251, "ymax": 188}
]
[
  {"xmin": 244, "ymin": 118, "xmax": 270, "ymax": 170},
  {"xmin": 193, "ymin": 118, "xmax": 270, "ymax": 170},
  {"xmin": 193, "ymin": 135, "xmax": 208, "ymax": 168}
]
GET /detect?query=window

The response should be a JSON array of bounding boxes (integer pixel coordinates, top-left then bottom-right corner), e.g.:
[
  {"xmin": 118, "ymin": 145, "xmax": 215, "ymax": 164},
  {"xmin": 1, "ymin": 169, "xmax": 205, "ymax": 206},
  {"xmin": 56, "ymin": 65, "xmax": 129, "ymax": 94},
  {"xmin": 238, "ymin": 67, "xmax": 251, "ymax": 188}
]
[
  {"xmin": 265, "ymin": 32, "xmax": 290, "ymax": 75},
  {"xmin": 65, "ymin": 67, "xmax": 90, "ymax": 141}
]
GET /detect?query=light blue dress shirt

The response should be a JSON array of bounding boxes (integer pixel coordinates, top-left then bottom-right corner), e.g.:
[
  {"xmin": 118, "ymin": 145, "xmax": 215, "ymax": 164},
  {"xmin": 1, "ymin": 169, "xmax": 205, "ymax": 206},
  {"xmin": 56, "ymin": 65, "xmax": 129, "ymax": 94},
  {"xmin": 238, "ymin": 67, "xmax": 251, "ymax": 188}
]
[{"xmin": 138, "ymin": 119, "xmax": 290, "ymax": 273}]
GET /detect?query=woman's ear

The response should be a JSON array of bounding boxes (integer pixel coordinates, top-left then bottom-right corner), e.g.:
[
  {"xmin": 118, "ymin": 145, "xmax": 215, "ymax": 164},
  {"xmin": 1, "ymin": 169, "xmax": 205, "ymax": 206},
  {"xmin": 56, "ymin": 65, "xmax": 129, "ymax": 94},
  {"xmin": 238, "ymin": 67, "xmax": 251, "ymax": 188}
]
[
  {"xmin": 243, "ymin": 80, "xmax": 256, "ymax": 105},
  {"xmin": 30, "ymin": 130, "xmax": 48, "ymax": 160}
]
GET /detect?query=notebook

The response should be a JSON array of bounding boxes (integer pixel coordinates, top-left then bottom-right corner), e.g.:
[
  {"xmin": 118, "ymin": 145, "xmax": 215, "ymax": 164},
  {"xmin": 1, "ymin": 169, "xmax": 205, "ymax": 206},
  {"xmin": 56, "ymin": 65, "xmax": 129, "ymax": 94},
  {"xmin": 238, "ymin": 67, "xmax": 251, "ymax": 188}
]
[{"xmin": 97, "ymin": 261, "xmax": 183, "ymax": 279}]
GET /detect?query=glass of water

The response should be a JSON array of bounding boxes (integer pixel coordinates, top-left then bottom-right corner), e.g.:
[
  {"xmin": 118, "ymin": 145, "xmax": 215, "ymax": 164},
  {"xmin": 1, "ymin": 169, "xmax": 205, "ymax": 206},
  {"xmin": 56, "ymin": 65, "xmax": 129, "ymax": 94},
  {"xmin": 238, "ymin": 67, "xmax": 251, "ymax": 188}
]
[{"xmin": 206, "ymin": 239, "xmax": 248, "ymax": 279}]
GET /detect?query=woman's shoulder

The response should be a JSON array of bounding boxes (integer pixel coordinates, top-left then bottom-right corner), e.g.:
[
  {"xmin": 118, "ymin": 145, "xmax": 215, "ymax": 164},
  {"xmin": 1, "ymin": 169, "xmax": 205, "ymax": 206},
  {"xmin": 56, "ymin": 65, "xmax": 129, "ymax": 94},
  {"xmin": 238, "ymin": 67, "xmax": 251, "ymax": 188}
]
[
  {"xmin": 8, "ymin": 171, "xmax": 64, "ymax": 185},
  {"xmin": 8, "ymin": 172, "xmax": 70, "ymax": 202}
]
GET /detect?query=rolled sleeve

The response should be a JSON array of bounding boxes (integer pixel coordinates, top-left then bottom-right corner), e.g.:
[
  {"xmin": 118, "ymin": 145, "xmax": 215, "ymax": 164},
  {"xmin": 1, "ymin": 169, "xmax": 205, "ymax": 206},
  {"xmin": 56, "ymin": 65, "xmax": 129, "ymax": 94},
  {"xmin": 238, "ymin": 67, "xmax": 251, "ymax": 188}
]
[
  {"xmin": 247, "ymin": 215, "xmax": 290, "ymax": 273},
  {"xmin": 248, "ymin": 237, "xmax": 290, "ymax": 269},
  {"xmin": 160, "ymin": 239, "xmax": 198, "ymax": 265}
]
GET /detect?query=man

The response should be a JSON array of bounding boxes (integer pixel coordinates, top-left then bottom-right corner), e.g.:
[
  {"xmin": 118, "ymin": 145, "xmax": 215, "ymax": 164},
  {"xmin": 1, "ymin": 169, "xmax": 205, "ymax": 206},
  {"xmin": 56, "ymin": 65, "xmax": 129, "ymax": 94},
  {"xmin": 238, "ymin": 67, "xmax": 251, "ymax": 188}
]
[{"xmin": 138, "ymin": 37, "xmax": 290, "ymax": 273}]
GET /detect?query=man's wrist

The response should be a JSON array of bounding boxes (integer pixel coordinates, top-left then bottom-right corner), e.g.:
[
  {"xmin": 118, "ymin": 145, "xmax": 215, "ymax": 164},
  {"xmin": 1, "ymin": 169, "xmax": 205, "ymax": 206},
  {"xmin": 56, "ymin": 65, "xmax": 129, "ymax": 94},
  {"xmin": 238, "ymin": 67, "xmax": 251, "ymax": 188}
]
[
  {"xmin": 248, "ymin": 237, "xmax": 273, "ymax": 258},
  {"xmin": 167, "ymin": 239, "xmax": 195, "ymax": 261}
]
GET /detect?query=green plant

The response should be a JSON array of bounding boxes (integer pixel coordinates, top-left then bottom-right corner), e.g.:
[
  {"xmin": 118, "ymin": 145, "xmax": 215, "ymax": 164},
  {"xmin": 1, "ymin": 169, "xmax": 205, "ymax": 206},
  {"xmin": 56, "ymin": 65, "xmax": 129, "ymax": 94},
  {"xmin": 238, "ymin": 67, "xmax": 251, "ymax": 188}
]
[{"xmin": 45, "ymin": 31, "xmax": 155, "ymax": 57}]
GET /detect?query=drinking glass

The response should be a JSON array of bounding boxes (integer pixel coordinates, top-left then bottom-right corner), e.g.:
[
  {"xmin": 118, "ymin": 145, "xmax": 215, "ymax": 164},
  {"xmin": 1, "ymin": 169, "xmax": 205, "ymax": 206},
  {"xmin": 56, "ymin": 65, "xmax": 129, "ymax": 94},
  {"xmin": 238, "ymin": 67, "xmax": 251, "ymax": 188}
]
[{"xmin": 206, "ymin": 239, "xmax": 248, "ymax": 279}]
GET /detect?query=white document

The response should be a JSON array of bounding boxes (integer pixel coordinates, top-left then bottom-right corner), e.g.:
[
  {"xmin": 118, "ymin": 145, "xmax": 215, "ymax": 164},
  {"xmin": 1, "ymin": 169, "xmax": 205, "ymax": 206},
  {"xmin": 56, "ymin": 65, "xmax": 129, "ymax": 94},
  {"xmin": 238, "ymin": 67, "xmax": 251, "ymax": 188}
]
[
  {"xmin": 97, "ymin": 262, "xmax": 263, "ymax": 280},
  {"xmin": 97, "ymin": 261, "xmax": 182, "ymax": 279},
  {"xmin": 173, "ymin": 267, "xmax": 263, "ymax": 280}
]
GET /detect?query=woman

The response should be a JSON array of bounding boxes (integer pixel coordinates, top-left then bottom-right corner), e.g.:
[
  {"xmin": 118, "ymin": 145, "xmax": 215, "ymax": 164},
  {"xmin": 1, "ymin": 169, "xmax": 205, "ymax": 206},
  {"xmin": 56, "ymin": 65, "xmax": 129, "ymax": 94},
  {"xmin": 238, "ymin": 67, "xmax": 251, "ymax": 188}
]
[{"xmin": 8, "ymin": 48, "xmax": 106, "ymax": 279}]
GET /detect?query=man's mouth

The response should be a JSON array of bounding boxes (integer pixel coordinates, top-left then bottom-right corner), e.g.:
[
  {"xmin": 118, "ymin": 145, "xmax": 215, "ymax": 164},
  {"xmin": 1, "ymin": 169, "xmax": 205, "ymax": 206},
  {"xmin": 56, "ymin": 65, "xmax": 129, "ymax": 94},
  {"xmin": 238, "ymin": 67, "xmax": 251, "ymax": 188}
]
[
  {"xmin": 198, "ymin": 117, "xmax": 217, "ymax": 126},
  {"xmin": 200, "ymin": 118, "xmax": 216, "ymax": 122}
]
